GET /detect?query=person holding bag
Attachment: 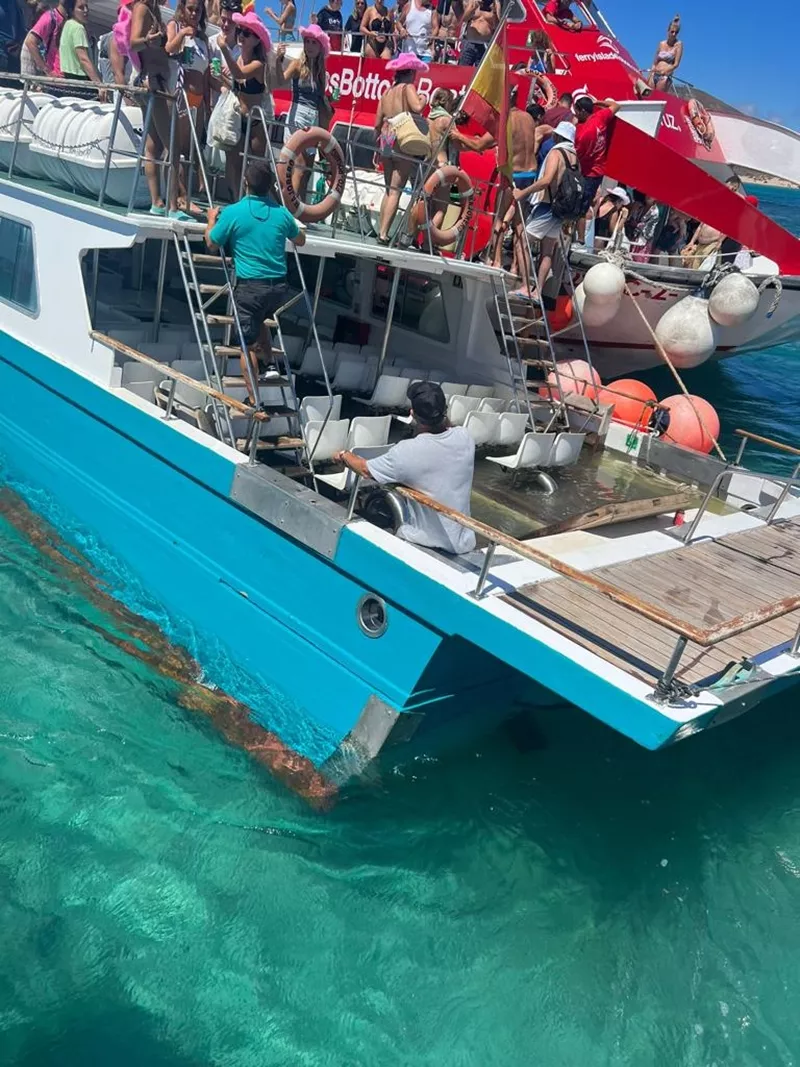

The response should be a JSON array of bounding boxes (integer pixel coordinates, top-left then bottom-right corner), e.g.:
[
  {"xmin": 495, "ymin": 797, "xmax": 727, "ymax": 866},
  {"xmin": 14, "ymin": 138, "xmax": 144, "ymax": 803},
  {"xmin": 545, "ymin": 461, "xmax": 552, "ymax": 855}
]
[{"xmin": 374, "ymin": 52, "xmax": 429, "ymax": 245}]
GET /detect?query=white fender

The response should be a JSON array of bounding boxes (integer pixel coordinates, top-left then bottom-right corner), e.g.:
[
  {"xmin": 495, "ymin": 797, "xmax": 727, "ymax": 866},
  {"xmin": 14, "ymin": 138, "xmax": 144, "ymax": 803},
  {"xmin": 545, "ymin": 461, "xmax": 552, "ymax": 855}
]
[
  {"xmin": 708, "ymin": 272, "xmax": 760, "ymax": 327},
  {"xmin": 654, "ymin": 295, "xmax": 719, "ymax": 368}
]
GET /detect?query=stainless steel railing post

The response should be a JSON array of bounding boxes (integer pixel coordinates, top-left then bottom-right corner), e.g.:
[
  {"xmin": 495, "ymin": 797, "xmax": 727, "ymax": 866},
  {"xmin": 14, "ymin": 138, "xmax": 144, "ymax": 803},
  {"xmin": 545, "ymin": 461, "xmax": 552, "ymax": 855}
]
[{"xmin": 98, "ymin": 87, "xmax": 124, "ymax": 209}]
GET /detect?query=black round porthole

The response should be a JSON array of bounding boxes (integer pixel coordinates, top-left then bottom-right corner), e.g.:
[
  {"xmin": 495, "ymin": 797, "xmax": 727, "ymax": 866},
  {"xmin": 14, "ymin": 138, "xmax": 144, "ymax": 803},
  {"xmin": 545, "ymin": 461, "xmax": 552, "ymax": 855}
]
[{"xmin": 357, "ymin": 594, "xmax": 388, "ymax": 638}]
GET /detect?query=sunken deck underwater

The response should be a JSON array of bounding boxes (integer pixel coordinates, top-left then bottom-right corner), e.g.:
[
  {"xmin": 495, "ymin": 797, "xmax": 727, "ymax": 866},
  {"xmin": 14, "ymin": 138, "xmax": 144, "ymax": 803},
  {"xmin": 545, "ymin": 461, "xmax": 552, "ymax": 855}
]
[{"xmin": 507, "ymin": 518, "xmax": 800, "ymax": 688}]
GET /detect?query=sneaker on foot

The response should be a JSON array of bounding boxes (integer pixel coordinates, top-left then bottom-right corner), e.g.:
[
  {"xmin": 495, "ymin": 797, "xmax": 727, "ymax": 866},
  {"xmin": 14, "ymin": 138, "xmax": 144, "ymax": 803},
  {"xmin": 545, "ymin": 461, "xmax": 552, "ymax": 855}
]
[{"xmin": 263, "ymin": 365, "xmax": 281, "ymax": 379}]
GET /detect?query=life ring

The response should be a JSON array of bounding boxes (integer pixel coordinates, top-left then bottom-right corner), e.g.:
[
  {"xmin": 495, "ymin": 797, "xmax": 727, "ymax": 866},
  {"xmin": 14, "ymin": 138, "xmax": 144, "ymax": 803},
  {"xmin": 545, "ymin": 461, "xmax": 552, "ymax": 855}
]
[
  {"xmin": 412, "ymin": 165, "xmax": 474, "ymax": 247},
  {"xmin": 530, "ymin": 73, "xmax": 557, "ymax": 110},
  {"xmin": 276, "ymin": 126, "xmax": 346, "ymax": 224},
  {"xmin": 686, "ymin": 98, "xmax": 715, "ymax": 151}
]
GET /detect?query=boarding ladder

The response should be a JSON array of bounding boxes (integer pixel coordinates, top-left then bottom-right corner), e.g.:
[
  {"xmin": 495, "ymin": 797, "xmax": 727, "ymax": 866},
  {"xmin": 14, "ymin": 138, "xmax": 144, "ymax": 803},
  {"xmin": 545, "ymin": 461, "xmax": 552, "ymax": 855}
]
[{"xmin": 492, "ymin": 209, "xmax": 600, "ymax": 432}]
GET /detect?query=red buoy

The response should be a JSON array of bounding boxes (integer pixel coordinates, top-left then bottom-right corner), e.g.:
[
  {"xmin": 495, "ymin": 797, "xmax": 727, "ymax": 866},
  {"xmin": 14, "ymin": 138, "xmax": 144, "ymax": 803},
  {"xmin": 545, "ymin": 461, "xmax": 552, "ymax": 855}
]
[
  {"xmin": 597, "ymin": 379, "xmax": 657, "ymax": 429},
  {"xmin": 661, "ymin": 394, "xmax": 720, "ymax": 454}
]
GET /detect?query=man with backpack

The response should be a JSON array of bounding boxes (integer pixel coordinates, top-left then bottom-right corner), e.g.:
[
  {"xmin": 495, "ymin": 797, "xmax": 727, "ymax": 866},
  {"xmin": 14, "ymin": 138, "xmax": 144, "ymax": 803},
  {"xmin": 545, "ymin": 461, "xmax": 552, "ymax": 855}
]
[{"xmin": 510, "ymin": 121, "xmax": 583, "ymax": 302}]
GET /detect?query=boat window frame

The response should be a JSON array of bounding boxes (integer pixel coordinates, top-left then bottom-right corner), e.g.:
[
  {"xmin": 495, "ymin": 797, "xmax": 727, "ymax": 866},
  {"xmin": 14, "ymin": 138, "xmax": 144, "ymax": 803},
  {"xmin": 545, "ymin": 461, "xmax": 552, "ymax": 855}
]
[{"xmin": 0, "ymin": 211, "xmax": 39, "ymax": 317}]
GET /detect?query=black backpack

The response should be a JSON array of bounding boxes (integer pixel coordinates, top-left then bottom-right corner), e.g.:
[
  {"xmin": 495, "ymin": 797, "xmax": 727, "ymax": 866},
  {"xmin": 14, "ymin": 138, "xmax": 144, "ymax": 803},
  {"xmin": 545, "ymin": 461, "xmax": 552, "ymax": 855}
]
[{"xmin": 550, "ymin": 146, "xmax": 586, "ymax": 221}]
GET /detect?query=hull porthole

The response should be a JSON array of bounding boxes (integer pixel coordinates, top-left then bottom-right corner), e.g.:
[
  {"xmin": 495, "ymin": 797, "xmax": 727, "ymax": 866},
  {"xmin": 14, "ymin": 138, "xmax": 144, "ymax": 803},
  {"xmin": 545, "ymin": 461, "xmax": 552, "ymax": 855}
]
[{"xmin": 357, "ymin": 594, "xmax": 388, "ymax": 638}]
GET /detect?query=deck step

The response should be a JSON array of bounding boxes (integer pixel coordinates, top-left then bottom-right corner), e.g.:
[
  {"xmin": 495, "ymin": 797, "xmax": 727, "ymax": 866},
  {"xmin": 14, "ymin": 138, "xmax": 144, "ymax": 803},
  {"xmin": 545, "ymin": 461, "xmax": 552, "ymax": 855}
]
[
  {"xmin": 196, "ymin": 283, "xmax": 229, "ymax": 296},
  {"xmin": 203, "ymin": 313, "xmax": 277, "ymax": 328},
  {"xmin": 238, "ymin": 436, "xmax": 304, "ymax": 451}
]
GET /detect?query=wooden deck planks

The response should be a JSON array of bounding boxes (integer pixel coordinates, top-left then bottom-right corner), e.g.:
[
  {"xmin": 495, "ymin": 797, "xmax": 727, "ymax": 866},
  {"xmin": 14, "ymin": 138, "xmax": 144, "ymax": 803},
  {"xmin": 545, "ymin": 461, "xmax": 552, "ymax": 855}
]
[{"xmin": 508, "ymin": 518, "xmax": 800, "ymax": 686}]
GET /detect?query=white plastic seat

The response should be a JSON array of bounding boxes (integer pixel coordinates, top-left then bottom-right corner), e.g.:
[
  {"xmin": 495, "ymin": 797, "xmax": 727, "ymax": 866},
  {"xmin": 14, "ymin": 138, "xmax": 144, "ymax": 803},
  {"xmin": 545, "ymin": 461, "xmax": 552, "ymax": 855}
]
[
  {"xmin": 283, "ymin": 334, "xmax": 305, "ymax": 368},
  {"xmin": 493, "ymin": 384, "xmax": 516, "ymax": 402},
  {"xmin": 158, "ymin": 326, "xmax": 194, "ymax": 344},
  {"xmin": 441, "ymin": 382, "xmax": 468, "ymax": 398},
  {"xmin": 298, "ymin": 344, "xmax": 334, "ymax": 378},
  {"xmin": 447, "ymin": 394, "xmax": 481, "ymax": 426},
  {"xmin": 353, "ymin": 373, "xmax": 409, "ymax": 411},
  {"xmin": 400, "ymin": 367, "xmax": 428, "ymax": 380},
  {"xmin": 316, "ymin": 444, "xmax": 391, "ymax": 492},
  {"xmin": 478, "ymin": 397, "xmax": 508, "ymax": 414},
  {"xmin": 347, "ymin": 414, "xmax": 391, "ymax": 450},
  {"xmin": 467, "ymin": 384, "xmax": 495, "ymax": 399},
  {"xmin": 360, "ymin": 345, "xmax": 380, "ymax": 359},
  {"xmin": 334, "ymin": 342, "xmax": 360, "ymax": 355},
  {"xmin": 299, "ymin": 394, "xmax": 343, "ymax": 425},
  {"xmin": 496, "ymin": 411, "xmax": 529, "ymax": 449},
  {"xmin": 123, "ymin": 380, "xmax": 157, "ymax": 402},
  {"xmin": 331, "ymin": 357, "xmax": 366, "ymax": 393},
  {"xmin": 428, "ymin": 370, "xmax": 446, "ymax": 383},
  {"xmin": 486, "ymin": 432, "xmax": 557, "ymax": 471},
  {"xmin": 178, "ymin": 342, "xmax": 203, "ymax": 363},
  {"xmin": 121, "ymin": 362, "xmax": 162, "ymax": 385},
  {"xmin": 551, "ymin": 432, "xmax": 585, "ymax": 466},
  {"xmin": 170, "ymin": 359, "xmax": 206, "ymax": 380},
  {"xmin": 463, "ymin": 411, "xmax": 501, "ymax": 447},
  {"xmin": 109, "ymin": 327, "xmax": 149, "ymax": 347},
  {"xmin": 303, "ymin": 418, "xmax": 350, "ymax": 463}
]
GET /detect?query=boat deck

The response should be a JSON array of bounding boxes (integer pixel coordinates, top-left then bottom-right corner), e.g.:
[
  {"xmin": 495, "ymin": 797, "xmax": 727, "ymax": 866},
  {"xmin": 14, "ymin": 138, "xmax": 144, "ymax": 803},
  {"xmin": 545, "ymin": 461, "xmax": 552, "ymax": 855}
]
[{"xmin": 507, "ymin": 517, "xmax": 800, "ymax": 687}]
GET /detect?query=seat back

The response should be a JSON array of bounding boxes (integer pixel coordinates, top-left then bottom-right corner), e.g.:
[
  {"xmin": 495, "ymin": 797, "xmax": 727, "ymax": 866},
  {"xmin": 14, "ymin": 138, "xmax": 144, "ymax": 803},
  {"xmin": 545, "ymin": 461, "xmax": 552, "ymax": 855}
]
[
  {"xmin": 400, "ymin": 367, "xmax": 428, "ymax": 380},
  {"xmin": 463, "ymin": 411, "xmax": 500, "ymax": 447},
  {"xmin": 497, "ymin": 412, "xmax": 529, "ymax": 449},
  {"xmin": 518, "ymin": 432, "xmax": 557, "ymax": 467},
  {"xmin": 123, "ymin": 379, "xmax": 157, "ymax": 402},
  {"xmin": 551, "ymin": 432, "xmax": 585, "ymax": 467},
  {"xmin": 447, "ymin": 394, "xmax": 481, "ymax": 426},
  {"xmin": 282, "ymin": 334, "xmax": 305, "ymax": 368},
  {"xmin": 332, "ymin": 357, "xmax": 367, "ymax": 393},
  {"xmin": 467, "ymin": 384, "xmax": 495, "ymax": 399},
  {"xmin": 348, "ymin": 414, "xmax": 392, "ymax": 450},
  {"xmin": 303, "ymin": 418, "xmax": 350, "ymax": 462},
  {"xmin": 299, "ymin": 394, "xmax": 343, "ymax": 425},
  {"xmin": 442, "ymin": 381, "xmax": 468, "ymax": 398},
  {"xmin": 121, "ymin": 362, "xmax": 162, "ymax": 385},
  {"xmin": 478, "ymin": 397, "xmax": 508, "ymax": 414},
  {"xmin": 171, "ymin": 359, "xmax": 206, "ymax": 380},
  {"xmin": 371, "ymin": 374, "xmax": 410, "ymax": 408},
  {"xmin": 298, "ymin": 344, "xmax": 332, "ymax": 378}
]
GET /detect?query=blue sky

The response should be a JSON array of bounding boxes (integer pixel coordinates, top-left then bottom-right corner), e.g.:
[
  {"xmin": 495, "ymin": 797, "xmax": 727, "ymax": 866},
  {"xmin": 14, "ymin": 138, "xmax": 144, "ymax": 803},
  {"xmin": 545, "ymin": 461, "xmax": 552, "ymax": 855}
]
[{"xmin": 602, "ymin": 1, "xmax": 799, "ymax": 130}]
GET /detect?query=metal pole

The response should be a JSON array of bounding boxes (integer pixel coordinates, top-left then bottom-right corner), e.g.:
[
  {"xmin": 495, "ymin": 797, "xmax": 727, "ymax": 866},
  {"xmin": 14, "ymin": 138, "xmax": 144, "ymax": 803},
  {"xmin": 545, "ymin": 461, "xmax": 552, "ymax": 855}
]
[
  {"xmin": 8, "ymin": 80, "xmax": 29, "ymax": 180},
  {"xmin": 765, "ymin": 459, "xmax": 800, "ymax": 524},
  {"xmin": 791, "ymin": 621, "xmax": 800, "ymax": 658},
  {"xmin": 152, "ymin": 240, "xmax": 169, "ymax": 343},
  {"xmin": 654, "ymin": 636, "xmax": 688, "ymax": 701},
  {"xmin": 735, "ymin": 436, "xmax": 749, "ymax": 466},
  {"xmin": 681, "ymin": 471, "xmax": 726, "ymax": 544},
  {"xmin": 164, "ymin": 378, "xmax": 177, "ymax": 419},
  {"xmin": 98, "ymin": 88, "xmax": 124, "ymax": 209},
  {"xmin": 346, "ymin": 474, "xmax": 362, "ymax": 521},
  {"xmin": 89, "ymin": 248, "xmax": 101, "ymax": 325},
  {"xmin": 377, "ymin": 266, "xmax": 402, "ymax": 378},
  {"xmin": 471, "ymin": 543, "xmax": 497, "ymax": 599},
  {"xmin": 238, "ymin": 110, "xmax": 254, "ymax": 200},
  {"xmin": 128, "ymin": 93, "xmax": 154, "ymax": 214},
  {"xmin": 164, "ymin": 94, "xmax": 179, "ymax": 213}
]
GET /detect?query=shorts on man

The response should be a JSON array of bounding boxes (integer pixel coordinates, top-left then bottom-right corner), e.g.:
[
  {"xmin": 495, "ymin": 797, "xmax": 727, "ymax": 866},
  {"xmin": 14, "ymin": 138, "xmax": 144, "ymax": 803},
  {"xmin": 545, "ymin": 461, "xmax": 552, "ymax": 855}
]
[
  {"xmin": 580, "ymin": 174, "xmax": 603, "ymax": 217},
  {"xmin": 459, "ymin": 40, "xmax": 487, "ymax": 66},
  {"xmin": 233, "ymin": 278, "xmax": 289, "ymax": 345}
]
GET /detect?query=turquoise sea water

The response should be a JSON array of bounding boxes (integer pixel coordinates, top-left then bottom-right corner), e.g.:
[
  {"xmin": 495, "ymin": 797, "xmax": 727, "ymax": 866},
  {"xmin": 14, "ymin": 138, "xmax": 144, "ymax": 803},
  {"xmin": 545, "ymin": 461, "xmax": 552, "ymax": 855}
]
[{"xmin": 1, "ymin": 188, "xmax": 800, "ymax": 1066}]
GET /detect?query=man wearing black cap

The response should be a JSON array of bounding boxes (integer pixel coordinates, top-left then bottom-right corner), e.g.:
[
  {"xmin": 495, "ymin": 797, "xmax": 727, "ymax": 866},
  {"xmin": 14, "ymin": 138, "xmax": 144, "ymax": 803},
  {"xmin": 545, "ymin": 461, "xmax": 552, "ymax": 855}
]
[{"xmin": 334, "ymin": 380, "xmax": 477, "ymax": 554}]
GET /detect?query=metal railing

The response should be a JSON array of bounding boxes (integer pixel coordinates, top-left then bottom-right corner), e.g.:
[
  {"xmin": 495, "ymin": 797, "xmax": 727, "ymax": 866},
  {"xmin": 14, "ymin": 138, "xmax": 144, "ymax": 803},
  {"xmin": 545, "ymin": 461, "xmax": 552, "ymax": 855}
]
[{"xmin": 342, "ymin": 475, "xmax": 800, "ymax": 697}]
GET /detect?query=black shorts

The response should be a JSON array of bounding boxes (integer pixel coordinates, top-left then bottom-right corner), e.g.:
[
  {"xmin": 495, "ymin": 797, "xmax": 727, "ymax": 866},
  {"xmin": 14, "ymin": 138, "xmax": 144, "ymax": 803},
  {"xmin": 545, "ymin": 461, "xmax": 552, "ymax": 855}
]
[
  {"xmin": 233, "ymin": 277, "xmax": 288, "ymax": 345},
  {"xmin": 581, "ymin": 175, "xmax": 603, "ymax": 217}
]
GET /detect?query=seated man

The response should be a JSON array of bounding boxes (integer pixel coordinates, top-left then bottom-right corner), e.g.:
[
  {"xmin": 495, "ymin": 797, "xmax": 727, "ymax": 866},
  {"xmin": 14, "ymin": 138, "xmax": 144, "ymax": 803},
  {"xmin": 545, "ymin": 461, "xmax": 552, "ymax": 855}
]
[
  {"xmin": 334, "ymin": 381, "xmax": 477, "ymax": 555},
  {"xmin": 205, "ymin": 159, "xmax": 306, "ymax": 404},
  {"xmin": 542, "ymin": 0, "xmax": 582, "ymax": 32}
]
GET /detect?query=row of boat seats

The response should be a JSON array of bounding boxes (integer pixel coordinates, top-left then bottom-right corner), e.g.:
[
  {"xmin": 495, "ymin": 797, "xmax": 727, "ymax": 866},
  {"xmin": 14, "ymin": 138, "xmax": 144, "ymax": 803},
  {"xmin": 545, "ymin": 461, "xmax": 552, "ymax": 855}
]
[
  {"xmin": 304, "ymin": 416, "xmax": 392, "ymax": 492},
  {"xmin": 447, "ymin": 394, "xmax": 514, "ymax": 425},
  {"xmin": 487, "ymin": 432, "xmax": 586, "ymax": 472},
  {"xmin": 463, "ymin": 411, "xmax": 530, "ymax": 450}
]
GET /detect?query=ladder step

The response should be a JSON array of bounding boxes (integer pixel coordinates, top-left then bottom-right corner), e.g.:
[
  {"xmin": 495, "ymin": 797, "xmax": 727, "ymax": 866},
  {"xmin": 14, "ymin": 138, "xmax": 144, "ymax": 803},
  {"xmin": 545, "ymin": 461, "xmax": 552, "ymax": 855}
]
[
  {"xmin": 223, "ymin": 374, "xmax": 292, "ymax": 389},
  {"xmin": 258, "ymin": 405, "xmax": 298, "ymax": 418},
  {"xmin": 189, "ymin": 253, "xmax": 232, "ymax": 267},
  {"xmin": 514, "ymin": 335, "xmax": 552, "ymax": 348},
  {"xmin": 196, "ymin": 283, "xmax": 229, "ymax": 295},
  {"xmin": 214, "ymin": 343, "xmax": 282, "ymax": 358},
  {"xmin": 241, "ymin": 436, "xmax": 303, "ymax": 451},
  {"xmin": 522, "ymin": 357, "xmax": 557, "ymax": 369},
  {"xmin": 202, "ymin": 313, "xmax": 278, "ymax": 328}
]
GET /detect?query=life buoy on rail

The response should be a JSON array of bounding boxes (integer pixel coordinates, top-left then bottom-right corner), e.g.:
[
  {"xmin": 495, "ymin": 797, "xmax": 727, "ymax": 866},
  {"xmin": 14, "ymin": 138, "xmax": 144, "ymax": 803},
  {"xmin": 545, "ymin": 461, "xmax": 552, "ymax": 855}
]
[
  {"xmin": 411, "ymin": 165, "xmax": 474, "ymax": 248},
  {"xmin": 529, "ymin": 73, "xmax": 557, "ymax": 110},
  {"xmin": 276, "ymin": 126, "xmax": 346, "ymax": 224}
]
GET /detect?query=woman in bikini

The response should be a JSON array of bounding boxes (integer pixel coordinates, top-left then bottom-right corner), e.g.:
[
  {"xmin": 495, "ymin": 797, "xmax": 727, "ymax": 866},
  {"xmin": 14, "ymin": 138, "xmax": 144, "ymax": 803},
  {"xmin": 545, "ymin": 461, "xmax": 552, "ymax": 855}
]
[
  {"xmin": 648, "ymin": 15, "xmax": 683, "ymax": 91},
  {"xmin": 360, "ymin": 0, "xmax": 394, "ymax": 60},
  {"xmin": 218, "ymin": 10, "xmax": 271, "ymax": 200},
  {"xmin": 278, "ymin": 25, "xmax": 330, "ymax": 201},
  {"xmin": 166, "ymin": 0, "xmax": 211, "ymax": 216},
  {"xmin": 265, "ymin": 0, "xmax": 296, "ymax": 42},
  {"xmin": 131, "ymin": 0, "xmax": 187, "ymax": 217}
]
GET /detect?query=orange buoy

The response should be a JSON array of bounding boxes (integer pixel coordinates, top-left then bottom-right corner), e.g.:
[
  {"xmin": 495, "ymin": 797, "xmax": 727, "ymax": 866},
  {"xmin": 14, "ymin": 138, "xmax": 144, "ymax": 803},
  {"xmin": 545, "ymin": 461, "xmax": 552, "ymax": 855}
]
[
  {"xmin": 540, "ymin": 359, "xmax": 601, "ymax": 402},
  {"xmin": 661, "ymin": 394, "xmax": 720, "ymax": 454},
  {"xmin": 597, "ymin": 379, "xmax": 657, "ymax": 429},
  {"xmin": 547, "ymin": 295, "xmax": 574, "ymax": 332}
]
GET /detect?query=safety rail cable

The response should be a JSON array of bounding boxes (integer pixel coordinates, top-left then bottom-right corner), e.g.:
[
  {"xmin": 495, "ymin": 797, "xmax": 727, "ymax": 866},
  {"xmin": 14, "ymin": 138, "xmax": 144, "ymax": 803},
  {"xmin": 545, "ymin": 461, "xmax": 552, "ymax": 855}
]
[{"xmin": 382, "ymin": 484, "xmax": 800, "ymax": 650}]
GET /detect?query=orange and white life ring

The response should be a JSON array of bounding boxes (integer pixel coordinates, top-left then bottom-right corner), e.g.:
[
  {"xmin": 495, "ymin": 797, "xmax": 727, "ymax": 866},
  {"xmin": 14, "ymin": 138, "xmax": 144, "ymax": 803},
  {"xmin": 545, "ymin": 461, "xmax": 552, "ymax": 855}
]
[
  {"xmin": 413, "ymin": 165, "xmax": 474, "ymax": 247},
  {"xmin": 530, "ymin": 73, "xmax": 557, "ymax": 110},
  {"xmin": 277, "ymin": 126, "xmax": 346, "ymax": 224}
]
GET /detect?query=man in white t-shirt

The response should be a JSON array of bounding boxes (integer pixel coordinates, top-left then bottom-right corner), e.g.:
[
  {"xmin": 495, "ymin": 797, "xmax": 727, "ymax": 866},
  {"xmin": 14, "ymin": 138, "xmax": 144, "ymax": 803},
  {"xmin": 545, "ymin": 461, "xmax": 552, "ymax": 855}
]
[{"xmin": 334, "ymin": 381, "xmax": 476, "ymax": 554}]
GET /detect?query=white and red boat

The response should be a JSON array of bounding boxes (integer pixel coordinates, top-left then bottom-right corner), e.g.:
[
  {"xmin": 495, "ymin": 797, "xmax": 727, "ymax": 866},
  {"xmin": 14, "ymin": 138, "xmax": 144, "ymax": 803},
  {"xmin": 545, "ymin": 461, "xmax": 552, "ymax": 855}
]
[{"xmin": 266, "ymin": 0, "xmax": 800, "ymax": 375}]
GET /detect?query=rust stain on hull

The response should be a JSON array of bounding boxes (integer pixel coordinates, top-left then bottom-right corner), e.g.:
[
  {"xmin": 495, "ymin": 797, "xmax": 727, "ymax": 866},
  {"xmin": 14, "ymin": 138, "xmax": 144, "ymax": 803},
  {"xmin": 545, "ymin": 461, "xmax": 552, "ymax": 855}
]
[{"xmin": 0, "ymin": 488, "xmax": 338, "ymax": 809}]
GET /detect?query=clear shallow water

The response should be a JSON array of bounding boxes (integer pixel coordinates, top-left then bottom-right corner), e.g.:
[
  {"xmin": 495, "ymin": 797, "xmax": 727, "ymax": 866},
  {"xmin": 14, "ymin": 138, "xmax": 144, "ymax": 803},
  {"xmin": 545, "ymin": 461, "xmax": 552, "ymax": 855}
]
[{"xmin": 1, "ymin": 188, "xmax": 800, "ymax": 1067}]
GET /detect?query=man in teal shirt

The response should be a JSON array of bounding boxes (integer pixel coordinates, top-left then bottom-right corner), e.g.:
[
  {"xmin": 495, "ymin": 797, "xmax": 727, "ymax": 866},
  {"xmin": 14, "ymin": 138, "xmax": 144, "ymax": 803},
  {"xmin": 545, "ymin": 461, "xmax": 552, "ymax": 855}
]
[{"xmin": 206, "ymin": 160, "xmax": 306, "ymax": 403}]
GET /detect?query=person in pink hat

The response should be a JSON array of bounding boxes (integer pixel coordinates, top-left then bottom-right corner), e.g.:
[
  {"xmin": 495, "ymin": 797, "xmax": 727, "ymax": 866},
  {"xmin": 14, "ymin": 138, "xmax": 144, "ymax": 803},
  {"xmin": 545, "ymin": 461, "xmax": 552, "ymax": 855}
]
[
  {"xmin": 278, "ymin": 24, "xmax": 331, "ymax": 200},
  {"xmin": 374, "ymin": 52, "xmax": 429, "ymax": 244},
  {"xmin": 217, "ymin": 10, "xmax": 271, "ymax": 196}
]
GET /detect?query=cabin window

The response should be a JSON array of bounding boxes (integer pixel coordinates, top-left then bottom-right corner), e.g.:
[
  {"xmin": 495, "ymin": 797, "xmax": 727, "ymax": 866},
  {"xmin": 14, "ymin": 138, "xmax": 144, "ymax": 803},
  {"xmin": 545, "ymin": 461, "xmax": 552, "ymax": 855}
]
[
  {"xmin": 372, "ymin": 268, "xmax": 450, "ymax": 343},
  {"xmin": 0, "ymin": 215, "xmax": 37, "ymax": 313},
  {"xmin": 289, "ymin": 253, "xmax": 358, "ymax": 310}
]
